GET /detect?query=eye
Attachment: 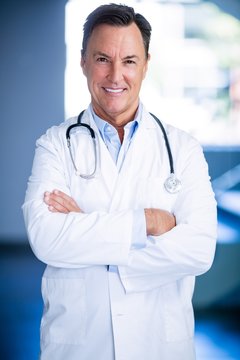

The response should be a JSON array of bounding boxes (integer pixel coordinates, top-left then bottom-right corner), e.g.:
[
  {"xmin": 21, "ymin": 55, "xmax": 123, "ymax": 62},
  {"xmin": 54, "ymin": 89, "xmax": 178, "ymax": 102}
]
[
  {"xmin": 125, "ymin": 59, "xmax": 136, "ymax": 65},
  {"xmin": 96, "ymin": 57, "xmax": 109, "ymax": 63}
]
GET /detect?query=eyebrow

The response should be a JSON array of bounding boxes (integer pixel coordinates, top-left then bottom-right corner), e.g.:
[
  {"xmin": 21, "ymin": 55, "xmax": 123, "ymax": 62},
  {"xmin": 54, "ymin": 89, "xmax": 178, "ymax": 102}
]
[
  {"xmin": 124, "ymin": 55, "xmax": 140, "ymax": 61},
  {"xmin": 93, "ymin": 51, "xmax": 140, "ymax": 61}
]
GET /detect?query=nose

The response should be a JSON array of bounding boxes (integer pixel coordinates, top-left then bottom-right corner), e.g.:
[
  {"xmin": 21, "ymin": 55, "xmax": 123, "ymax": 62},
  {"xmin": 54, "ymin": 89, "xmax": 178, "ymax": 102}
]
[{"xmin": 107, "ymin": 61, "xmax": 123, "ymax": 84}]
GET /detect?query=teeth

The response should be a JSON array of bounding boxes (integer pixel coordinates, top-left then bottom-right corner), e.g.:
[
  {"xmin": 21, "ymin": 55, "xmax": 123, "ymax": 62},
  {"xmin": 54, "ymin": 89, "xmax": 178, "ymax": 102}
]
[{"xmin": 105, "ymin": 88, "xmax": 123, "ymax": 93}]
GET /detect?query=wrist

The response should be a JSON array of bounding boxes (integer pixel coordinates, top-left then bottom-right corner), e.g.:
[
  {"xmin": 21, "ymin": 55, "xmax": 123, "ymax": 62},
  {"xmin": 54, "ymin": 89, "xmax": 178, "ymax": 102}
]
[{"xmin": 144, "ymin": 208, "xmax": 155, "ymax": 235}]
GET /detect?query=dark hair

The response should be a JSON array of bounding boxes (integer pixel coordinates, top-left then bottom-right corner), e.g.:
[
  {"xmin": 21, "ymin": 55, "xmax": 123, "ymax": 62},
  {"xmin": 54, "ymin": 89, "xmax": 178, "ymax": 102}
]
[{"xmin": 81, "ymin": 3, "xmax": 152, "ymax": 59}]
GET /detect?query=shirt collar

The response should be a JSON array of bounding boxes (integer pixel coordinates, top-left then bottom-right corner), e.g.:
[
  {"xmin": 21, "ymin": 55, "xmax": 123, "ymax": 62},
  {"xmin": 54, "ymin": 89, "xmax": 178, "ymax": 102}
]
[{"xmin": 90, "ymin": 103, "xmax": 143, "ymax": 142}]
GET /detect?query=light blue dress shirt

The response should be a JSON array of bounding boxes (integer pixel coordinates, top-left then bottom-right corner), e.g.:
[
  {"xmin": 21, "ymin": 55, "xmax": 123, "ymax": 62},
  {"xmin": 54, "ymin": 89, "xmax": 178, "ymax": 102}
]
[{"xmin": 91, "ymin": 105, "xmax": 146, "ymax": 271}]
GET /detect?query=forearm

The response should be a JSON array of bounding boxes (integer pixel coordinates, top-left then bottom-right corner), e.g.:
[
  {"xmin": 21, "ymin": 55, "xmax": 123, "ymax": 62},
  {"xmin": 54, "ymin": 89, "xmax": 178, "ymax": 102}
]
[
  {"xmin": 24, "ymin": 180, "xmax": 175, "ymax": 268},
  {"xmin": 41, "ymin": 189, "xmax": 176, "ymax": 255},
  {"xmin": 119, "ymin": 213, "xmax": 217, "ymax": 294},
  {"xmin": 23, "ymin": 199, "xmax": 133, "ymax": 268},
  {"xmin": 118, "ymin": 142, "xmax": 218, "ymax": 293}
]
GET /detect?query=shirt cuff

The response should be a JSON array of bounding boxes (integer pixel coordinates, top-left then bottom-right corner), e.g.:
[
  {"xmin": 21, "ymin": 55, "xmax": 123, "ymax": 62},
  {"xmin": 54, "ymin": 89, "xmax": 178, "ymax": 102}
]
[
  {"xmin": 107, "ymin": 210, "xmax": 146, "ymax": 272},
  {"xmin": 131, "ymin": 209, "xmax": 147, "ymax": 249}
]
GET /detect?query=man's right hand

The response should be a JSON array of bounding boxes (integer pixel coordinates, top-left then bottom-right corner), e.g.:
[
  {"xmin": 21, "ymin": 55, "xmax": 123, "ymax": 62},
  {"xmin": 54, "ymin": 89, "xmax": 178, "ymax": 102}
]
[
  {"xmin": 144, "ymin": 208, "xmax": 176, "ymax": 236},
  {"xmin": 44, "ymin": 189, "xmax": 82, "ymax": 214}
]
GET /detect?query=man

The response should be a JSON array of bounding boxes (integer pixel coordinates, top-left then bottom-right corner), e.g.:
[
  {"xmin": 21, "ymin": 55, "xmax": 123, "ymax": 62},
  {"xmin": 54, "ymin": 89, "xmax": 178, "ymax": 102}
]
[{"xmin": 23, "ymin": 4, "xmax": 217, "ymax": 360}]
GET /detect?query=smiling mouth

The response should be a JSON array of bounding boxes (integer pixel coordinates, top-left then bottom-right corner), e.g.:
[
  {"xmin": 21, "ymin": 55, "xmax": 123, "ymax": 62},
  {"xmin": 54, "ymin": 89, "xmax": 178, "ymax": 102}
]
[{"xmin": 103, "ymin": 87, "xmax": 126, "ymax": 94}]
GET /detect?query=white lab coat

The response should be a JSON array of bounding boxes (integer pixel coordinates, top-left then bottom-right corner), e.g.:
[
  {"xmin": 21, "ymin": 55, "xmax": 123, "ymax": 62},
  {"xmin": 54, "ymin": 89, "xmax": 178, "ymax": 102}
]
[{"xmin": 22, "ymin": 105, "xmax": 217, "ymax": 360}]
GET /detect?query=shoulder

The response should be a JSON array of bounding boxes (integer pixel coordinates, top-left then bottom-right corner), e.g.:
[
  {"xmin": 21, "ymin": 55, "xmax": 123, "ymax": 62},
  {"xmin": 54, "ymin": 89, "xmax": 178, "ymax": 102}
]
[
  {"xmin": 36, "ymin": 116, "xmax": 78, "ymax": 148},
  {"xmin": 37, "ymin": 107, "xmax": 92, "ymax": 144},
  {"xmin": 143, "ymin": 106, "xmax": 202, "ymax": 150},
  {"xmin": 165, "ymin": 124, "xmax": 208, "ymax": 174},
  {"xmin": 44, "ymin": 116, "xmax": 77, "ymax": 138},
  {"xmin": 142, "ymin": 107, "xmax": 204, "ymax": 165},
  {"xmin": 167, "ymin": 123, "xmax": 200, "ymax": 147}
]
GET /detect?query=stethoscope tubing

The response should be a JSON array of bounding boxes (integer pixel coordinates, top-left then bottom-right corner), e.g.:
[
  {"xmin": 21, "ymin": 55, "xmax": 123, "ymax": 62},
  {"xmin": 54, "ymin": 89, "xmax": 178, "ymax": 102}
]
[
  {"xmin": 66, "ymin": 110, "xmax": 97, "ymax": 179},
  {"xmin": 65, "ymin": 110, "xmax": 181, "ymax": 193},
  {"xmin": 149, "ymin": 112, "xmax": 174, "ymax": 175}
]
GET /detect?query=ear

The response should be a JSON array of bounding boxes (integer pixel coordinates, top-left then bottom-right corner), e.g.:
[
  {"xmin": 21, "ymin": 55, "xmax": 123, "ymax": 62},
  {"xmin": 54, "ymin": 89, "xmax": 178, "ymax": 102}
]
[
  {"xmin": 143, "ymin": 53, "xmax": 150, "ymax": 79},
  {"xmin": 80, "ymin": 56, "xmax": 86, "ymax": 76}
]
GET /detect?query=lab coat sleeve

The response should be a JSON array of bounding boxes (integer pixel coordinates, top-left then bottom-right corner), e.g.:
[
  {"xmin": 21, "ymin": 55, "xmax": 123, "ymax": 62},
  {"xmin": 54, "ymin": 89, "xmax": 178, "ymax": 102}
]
[
  {"xmin": 22, "ymin": 127, "xmax": 133, "ymax": 268},
  {"xmin": 118, "ymin": 136, "xmax": 217, "ymax": 293}
]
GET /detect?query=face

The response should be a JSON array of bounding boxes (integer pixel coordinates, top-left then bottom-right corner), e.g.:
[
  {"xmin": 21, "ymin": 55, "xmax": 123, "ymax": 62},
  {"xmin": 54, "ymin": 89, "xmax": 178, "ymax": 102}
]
[{"xmin": 81, "ymin": 23, "xmax": 149, "ymax": 127}]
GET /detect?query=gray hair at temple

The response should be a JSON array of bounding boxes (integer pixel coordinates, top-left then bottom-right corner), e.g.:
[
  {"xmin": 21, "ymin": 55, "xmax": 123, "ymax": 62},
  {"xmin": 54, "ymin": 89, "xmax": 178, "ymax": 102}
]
[{"xmin": 81, "ymin": 3, "xmax": 152, "ymax": 59}]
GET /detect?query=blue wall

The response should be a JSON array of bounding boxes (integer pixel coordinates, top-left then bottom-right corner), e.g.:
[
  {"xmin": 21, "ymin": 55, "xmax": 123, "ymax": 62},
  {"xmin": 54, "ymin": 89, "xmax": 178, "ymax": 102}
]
[{"xmin": 0, "ymin": 0, "xmax": 66, "ymax": 241}]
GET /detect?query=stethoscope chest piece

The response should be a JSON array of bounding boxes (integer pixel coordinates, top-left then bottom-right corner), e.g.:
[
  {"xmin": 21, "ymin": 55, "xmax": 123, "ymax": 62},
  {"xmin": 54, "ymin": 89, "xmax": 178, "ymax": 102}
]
[{"xmin": 164, "ymin": 173, "xmax": 182, "ymax": 194}]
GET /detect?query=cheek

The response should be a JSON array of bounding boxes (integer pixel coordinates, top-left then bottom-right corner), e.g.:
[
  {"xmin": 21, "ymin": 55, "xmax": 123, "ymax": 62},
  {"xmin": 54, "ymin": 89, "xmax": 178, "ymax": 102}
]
[
  {"xmin": 130, "ymin": 74, "xmax": 145, "ymax": 90},
  {"xmin": 89, "ymin": 67, "xmax": 108, "ymax": 86},
  {"xmin": 126, "ymin": 67, "xmax": 147, "ymax": 86},
  {"xmin": 123, "ymin": 70, "xmax": 139, "ymax": 87}
]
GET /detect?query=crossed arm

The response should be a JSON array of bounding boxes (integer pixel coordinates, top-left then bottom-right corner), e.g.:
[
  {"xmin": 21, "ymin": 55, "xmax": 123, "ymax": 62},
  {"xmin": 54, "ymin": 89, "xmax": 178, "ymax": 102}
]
[{"xmin": 44, "ymin": 189, "xmax": 176, "ymax": 236}]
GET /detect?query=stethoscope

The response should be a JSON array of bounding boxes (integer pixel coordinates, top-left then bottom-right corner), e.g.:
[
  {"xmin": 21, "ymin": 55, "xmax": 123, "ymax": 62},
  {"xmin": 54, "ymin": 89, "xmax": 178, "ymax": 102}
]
[{"xmin": 66, "ymin": 110, "xmax": 182, "ymax": 194}]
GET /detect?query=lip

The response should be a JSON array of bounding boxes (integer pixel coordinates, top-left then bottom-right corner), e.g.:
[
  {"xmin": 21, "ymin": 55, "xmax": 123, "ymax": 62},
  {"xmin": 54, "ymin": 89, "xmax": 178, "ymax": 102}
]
[{"xmin": 103, "ymin": 87, "xmax": 126, "ymax": 94}]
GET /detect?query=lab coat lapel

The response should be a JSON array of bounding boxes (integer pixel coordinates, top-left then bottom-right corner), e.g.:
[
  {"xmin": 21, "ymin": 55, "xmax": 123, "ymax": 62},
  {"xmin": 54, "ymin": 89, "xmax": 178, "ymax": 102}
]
[
  {"xmin": 84, "ymin": 107, "xmax": 165, "ymax": 210},
  {"xmin": 109, "ymin": 111, "xmax": 160, "ymax": 211},
  {"xmin": 84, "ymin": 108, "xmax": 119, "ymax": 196},
  {"xmin": 120, "ymin": 110, "xmax": 160, "ymax": 177}
]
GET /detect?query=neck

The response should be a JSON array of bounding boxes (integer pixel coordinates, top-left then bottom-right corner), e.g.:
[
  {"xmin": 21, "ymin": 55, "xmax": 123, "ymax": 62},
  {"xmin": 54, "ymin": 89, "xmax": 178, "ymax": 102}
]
[
  {"xmin": 92, "ymin": 103, "xmax": 140, "ymax": 143},
  {"xmin": 116, "ymin": 126, "xmax": 125, "ymax": 143},
  {"xmin": 92, "ymin": 102, "xmax": 139, "ymax": 130}
]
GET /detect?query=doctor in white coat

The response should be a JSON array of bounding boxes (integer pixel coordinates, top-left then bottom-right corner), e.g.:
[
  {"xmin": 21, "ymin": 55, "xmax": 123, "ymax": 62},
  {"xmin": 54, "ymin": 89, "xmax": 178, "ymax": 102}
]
[{"xmin": 23, "ymin": 4, "xmax": 217, "ymax": 360}]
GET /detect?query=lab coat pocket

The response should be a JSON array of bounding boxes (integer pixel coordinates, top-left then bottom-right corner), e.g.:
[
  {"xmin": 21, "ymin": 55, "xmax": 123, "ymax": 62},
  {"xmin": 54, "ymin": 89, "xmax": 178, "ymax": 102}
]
[
  {"xmin": 41, "ymin": 277, "xmax": 86, "ymax": 345},
  {"xmin": 163, "ymin": 284, "xmax": 193, "ymax": 342},
  {"xmin": 137, "ymin": 177, "xmax": 177, "ymax": 210}
]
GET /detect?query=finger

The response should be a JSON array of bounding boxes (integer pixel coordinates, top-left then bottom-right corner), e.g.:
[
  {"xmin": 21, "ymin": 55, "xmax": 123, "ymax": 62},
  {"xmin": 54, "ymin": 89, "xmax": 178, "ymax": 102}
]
[
  {"xmin": 44, "ymin": 191, "xmax": 70, "ymax": 213},
  {"xmin": 52, "ymin": 189, "xmax": 81, "ymax": 212},
  {"xmin": 44, "ymin": 190, "xmax": 81, "ymax": 213},
  {"xmin": 43, "ymin": 192, "xmax": 51, "ymax": 205},
  {"xmin": 48, "ymin": 203, "xmax": 69, "ymax": 214},
  {"xmin": 47, "ymin": 190, "xmax": 72, "ymax": 209}
]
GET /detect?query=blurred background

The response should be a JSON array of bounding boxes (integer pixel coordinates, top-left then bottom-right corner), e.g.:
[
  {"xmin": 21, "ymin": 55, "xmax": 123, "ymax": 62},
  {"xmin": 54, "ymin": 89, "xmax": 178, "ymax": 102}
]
[{"xmin": 0, "ymin": 0, "xmax": 239, "ymax": 358}]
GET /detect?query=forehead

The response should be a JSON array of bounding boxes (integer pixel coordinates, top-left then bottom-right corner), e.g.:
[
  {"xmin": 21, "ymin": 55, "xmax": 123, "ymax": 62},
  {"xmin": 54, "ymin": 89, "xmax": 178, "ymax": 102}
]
[{"xmin": 86, "ymin": 23, "xmax": 145, "ymax": 56}]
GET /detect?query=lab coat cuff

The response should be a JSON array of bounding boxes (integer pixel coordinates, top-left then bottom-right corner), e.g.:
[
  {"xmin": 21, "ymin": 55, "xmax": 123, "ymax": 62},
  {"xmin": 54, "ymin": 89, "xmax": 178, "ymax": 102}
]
[{"xmin": 131, "ymin": 209, "xmax": 147, "ymax": 249}]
